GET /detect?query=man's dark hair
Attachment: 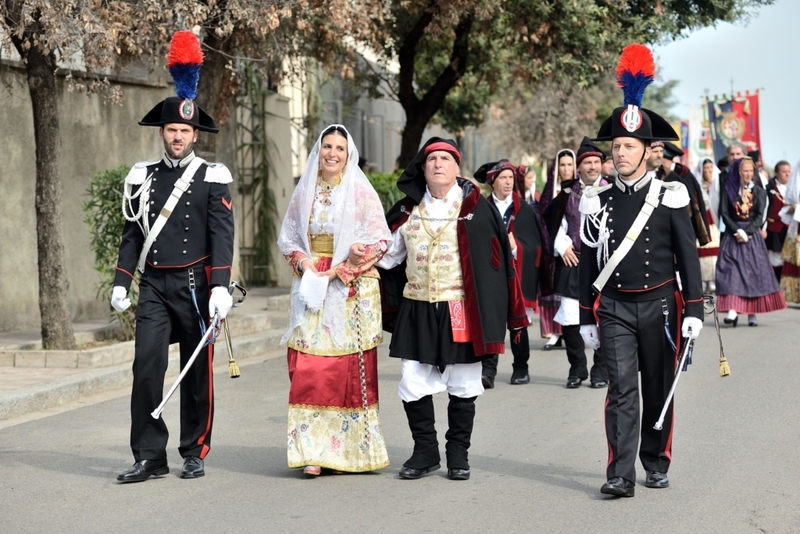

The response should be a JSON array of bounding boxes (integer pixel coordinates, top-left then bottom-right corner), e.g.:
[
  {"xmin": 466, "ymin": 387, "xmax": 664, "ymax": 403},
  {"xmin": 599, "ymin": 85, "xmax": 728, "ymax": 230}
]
[{"xmin": 775, "ymin": 160, "xmax": 791, "ymax": 174}]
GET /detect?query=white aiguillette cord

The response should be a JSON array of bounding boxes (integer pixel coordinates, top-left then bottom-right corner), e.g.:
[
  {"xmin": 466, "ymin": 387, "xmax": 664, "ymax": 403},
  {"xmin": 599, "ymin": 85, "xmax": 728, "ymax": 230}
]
[
  {"xmin": 136, "ymin": 157, "xmax": 205, "ymax": 273},
  {"xmin": 592, "ymin": 178, "xmax": 662, "ymax": 293}
]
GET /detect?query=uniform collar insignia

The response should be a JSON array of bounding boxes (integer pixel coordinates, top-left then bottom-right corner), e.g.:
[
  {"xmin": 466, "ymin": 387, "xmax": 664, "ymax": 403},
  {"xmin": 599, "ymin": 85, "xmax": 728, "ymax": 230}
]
[
  {"xmin": 162, "ymin": 151, "xmax": 196, "ymax": 169},
  {"xmin": 614, "ymin": 171, "xmax": 653, "ymax": 193}
]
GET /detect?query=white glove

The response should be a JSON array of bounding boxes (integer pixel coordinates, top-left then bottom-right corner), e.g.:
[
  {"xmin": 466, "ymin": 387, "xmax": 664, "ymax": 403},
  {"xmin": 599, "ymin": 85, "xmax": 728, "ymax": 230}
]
[
  {"xmin": 681, "ymin": 317, "xmax": 703, "ymax": 340},
  {"xmin": 208, "ymin": 286, "xmax": 233, "ymax": 319},
  {"xmin": 110, "ymin": 286, "xmax": 131, "ymax": 312},
  {"xmin": 580, "ymin": 324, "xmax": 601, "ymax": 349},
  {"xmin": 736, "ymin": 229, "xmax": 749, "ymax": 243}
]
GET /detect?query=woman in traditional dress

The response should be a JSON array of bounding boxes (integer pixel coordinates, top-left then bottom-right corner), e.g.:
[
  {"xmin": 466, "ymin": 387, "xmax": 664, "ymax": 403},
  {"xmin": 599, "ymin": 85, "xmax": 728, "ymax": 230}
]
[
  {"xmin": 278, "ymin": 124, "xmax": 391, "ymax": 475},
  {"xmin": 716, "ymin": 157, "xmax": 786, "ymax": 327},
  {"xmin": 518, "ymin": 165, "xmax": 540, "ymax": 210},
  {"xmin": 779, "ymin": 159, "xmax": 800, "ymax": 303},
  {"xmin": 536, "ymin": 150, "xmax": 575, "ymax": 349},
  {"xmin": 696, "ymin": 157, "xmax": 721, "ymax": 293}
]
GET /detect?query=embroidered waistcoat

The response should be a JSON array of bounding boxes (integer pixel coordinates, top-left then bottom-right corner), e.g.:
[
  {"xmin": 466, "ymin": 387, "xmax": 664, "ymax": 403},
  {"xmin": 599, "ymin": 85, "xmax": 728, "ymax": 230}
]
[{"xmin": 401, "ymin": 201, "xmax": 465, "ymax": 302}]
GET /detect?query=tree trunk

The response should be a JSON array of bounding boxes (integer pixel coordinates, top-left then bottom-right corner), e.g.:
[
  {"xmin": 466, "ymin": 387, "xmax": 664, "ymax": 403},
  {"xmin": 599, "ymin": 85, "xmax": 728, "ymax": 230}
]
[
  {"xmin": 194, "ymin": 32, "xmax": 235, "ymax": 160},
  {"xmin": 396, "ymin": 12, "xmax": 474, "ymax": 168},
  {"xmin": 398, "ymin": 109, "xmax": 434, "ymax": 169},
  {"xmin": 20, "ymin": 45, "xmax": 77, "ymax": 349}
]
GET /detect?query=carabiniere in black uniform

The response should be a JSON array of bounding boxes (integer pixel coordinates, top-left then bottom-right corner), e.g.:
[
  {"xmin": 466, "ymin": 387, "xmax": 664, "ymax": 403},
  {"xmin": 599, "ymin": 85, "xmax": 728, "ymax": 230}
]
[
  {"xmin": 578, "ymin": 48, "xmax": 704, "ymax": 496},
  {"xmin": 580, "ymin": 171, "xmax": 703, "ymax": 490},
  {"xmin": 114, "ymin": 93, "xmax": 234, "ymax": 482}
]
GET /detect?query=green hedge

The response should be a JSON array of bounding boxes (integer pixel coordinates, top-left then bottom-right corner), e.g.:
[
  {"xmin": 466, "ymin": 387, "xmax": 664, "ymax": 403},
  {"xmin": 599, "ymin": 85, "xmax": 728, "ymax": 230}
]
[{"xmin": 83, "ymin": 165, "xmax": 137, "ymax": 340}]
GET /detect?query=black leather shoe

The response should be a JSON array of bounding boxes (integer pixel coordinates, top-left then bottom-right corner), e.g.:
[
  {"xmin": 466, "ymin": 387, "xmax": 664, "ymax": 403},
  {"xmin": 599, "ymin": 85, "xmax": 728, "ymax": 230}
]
[
  {"xmin": 399, "ymin": 463, "xmax": 440, "ymax": 479},
  {"xmin": 645, "ymin": 471, "xmax": 669, "ymax": 488},
  {"xmin": 600, "ymin": 477, "xmax": 635, "ymax": 497},
  {"xmin": 566, "ymin": 376, "xmax": 582, "ymax": 389},
  {"xmin": 447, "ymin": 468, "xmax": 470, "ymax": 480},
  {"xmin": 509, "ymin": 371, "xmax": 530, "ymax": 385},
  {"xmin": 591, "ymin": 380, "xmax": 608, "ymax": 388},
  {"xmin": 117, "ymin": 459, "xmax": 168, "ymax": 483},
  {"xmin": 724, "ymin": 316, "xmax": 738, "ymax": 328},
  {"xmin": 181, "ymin": 456, "xmax": 205, "ymax": 479},
  {"xmin": 481, "ymin": 375, "xmax": 495, "ymax": 389},
  {"xmin": 542, "ymin": 336, "xmax": 563, "ymax": 351}
]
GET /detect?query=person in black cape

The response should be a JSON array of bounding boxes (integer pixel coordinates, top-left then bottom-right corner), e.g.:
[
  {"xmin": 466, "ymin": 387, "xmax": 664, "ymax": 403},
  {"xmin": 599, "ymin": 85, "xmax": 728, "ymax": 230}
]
[{"xmin": 473, "ymin": 159, "xmax": 545, "ymax": 387}]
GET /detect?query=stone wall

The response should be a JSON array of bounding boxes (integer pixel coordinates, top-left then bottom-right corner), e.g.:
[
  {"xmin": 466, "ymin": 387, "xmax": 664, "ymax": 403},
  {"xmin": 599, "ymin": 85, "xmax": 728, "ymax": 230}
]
[{"xmin": 0, "ymin": 65, "xmax": 293, "ymax": 333}]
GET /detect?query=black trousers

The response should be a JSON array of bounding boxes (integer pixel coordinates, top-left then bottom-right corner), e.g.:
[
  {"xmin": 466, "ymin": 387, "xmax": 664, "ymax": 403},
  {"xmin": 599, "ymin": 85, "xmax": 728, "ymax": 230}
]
[
  {"xmin": 562, "ymin": 325, "xmax": 607, "ymax": 382},
  {"xmin": 130, "ymin": 266, "xmax": 214, "ymax": 461},
  {"xmin": 596, "ymin": 294, "xmax": 679, "ymax": 484},
  {"xmin": 480, "ymin": 328, "xmax": 529, "ymax": 379}
]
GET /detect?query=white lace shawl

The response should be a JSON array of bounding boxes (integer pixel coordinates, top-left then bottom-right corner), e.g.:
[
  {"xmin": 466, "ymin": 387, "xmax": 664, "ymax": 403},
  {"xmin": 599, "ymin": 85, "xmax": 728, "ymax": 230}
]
[
  {"xmin": 779, "ymin": 158, "xmax": 800, "ymax": 226},
  {"xmin": 277, "ymin": 124, "xmax": 391, "ymax": 349}
]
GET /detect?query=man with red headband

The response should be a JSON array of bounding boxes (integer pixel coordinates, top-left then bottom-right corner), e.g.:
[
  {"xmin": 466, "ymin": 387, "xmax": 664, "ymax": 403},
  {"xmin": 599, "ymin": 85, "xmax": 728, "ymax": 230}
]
[
  {"xmin": 378, "ymin": 138, "xmax": 528, "ymax": 481},
  {"xmin": 473, "ymin": 159, "xmax": 544, "ymax": 387}
]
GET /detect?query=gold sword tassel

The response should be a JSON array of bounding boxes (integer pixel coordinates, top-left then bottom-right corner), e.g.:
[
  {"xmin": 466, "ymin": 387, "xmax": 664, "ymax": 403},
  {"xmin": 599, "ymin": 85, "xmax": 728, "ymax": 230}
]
[{"xmin": 223, "ymin": 320, "xmax": 240, "ymax": 378}]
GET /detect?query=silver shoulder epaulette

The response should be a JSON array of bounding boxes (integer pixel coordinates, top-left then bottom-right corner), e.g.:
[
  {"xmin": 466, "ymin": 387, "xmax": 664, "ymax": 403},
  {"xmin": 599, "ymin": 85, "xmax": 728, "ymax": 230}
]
[
  {"xmin": 660, "ymin": 181, "xmax": 690, "ymax": 209},
  {"xmin": 124, "ymin": 161, "xmax": 159, "ymax": 185},
  {"xmin": 204, "ymin": 162, "xmax": 233, "ymax": 184}
]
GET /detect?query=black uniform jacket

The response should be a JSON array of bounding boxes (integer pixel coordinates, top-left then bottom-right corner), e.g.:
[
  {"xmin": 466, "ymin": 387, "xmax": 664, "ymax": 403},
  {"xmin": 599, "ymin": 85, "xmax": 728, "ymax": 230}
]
[
  {"xmin": 114, "ymin": 155, "xmax": 235, "ymax": 290},
  {"xmin": 488, "ymin": 192, "xmax": 544, "ymax": 308},
  {"xmin": 579, "ymin": 174, "xmax": 704, "ymax": 324},
  {"xmin": 378, "ymin": 178, "xmax": 529, "ymax": 357}
]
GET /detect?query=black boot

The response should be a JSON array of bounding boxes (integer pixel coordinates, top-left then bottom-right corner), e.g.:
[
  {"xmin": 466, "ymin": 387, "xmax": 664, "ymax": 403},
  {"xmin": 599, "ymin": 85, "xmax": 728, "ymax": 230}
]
[
  {"xmin": 510, "ymin": 328, "xmax": 530, "ymax": 384},
  {"xmin": 562, "ymin": 325, "xmax": 588, "ymax": 388},
  {"xmin": 445, "ymin": 394, "xmax": 476, "ymax": 480},
  {"xmin": 399, "ymin": 395, "xmax": 440, "ymax": 479},
  {"xmin": 481, "ymin": 355, "xmax": 498, "ymax": 389}
]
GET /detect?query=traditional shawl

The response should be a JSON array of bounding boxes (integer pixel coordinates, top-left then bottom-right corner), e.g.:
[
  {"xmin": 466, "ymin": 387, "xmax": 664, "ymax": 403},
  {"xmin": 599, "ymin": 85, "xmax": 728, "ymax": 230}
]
[{"xmin": 278, "ymin": 124, "xmax": 391, "ymax": 348}]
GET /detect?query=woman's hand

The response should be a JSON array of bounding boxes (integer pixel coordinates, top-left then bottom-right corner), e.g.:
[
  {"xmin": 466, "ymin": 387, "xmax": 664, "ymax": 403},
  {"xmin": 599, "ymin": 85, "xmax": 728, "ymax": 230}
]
[
  {"xmin": 348, "ymin": 243, "xmax": 366, "ymax": 265},
  {"xmin": 317, "ymin": 269, "xmax": 338, "ymax": 282},
  {"xmin": 508, "ymin": 232, "xmax": 517, "ymax": 252},
  {"xmin": 301, "ymin": 259, "xmax": 318, "ymax": 274}
]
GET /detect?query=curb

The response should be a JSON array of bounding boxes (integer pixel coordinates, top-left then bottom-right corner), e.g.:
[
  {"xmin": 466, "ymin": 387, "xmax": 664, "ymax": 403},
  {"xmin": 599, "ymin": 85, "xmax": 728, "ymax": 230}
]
[{"xmin": 0, "ymin": 292, "xmax": 291, "ymax": 423}]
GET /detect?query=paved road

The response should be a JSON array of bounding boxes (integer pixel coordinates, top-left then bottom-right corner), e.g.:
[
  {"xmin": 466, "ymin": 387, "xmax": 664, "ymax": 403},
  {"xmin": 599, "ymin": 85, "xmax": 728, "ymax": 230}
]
[{"xmin": 1, "ymin": 309, "xmax": 799, "ymax": 533}]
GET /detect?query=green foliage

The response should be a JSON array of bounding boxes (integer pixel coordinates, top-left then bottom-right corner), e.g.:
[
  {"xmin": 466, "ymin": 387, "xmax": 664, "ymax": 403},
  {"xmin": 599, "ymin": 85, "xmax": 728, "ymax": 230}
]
[
  {"xmin": 331, "ymin": 0, "xmax": 772, "ymax": 165},
  {"xmin": 365, "ymin": 170, "xmax": 404, "ymax": 213},
  {"xmin": 82, "ymin": 165, "xmax": 137, "ymax": 340},
  {"xmin": 236, "ymin": 64, "xmax": 280, "ymax": 286}
]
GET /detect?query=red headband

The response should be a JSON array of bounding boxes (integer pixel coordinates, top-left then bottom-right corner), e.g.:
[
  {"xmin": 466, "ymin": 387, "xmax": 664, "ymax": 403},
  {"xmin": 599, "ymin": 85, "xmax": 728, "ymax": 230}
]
[
  {"xmin": 576, "ymin": 151, "xmax": 604, "ymax": 165},
  {"xmin": 424, "ymin": 142, "xmax": 462, "ymax": 165},
  {"xmin": 486, "ymin": 161, "xmax": 516, "ymax": 184},
  {"xmin": 650, "ymin": 140, "xmax": 665, "ymax": 148}
]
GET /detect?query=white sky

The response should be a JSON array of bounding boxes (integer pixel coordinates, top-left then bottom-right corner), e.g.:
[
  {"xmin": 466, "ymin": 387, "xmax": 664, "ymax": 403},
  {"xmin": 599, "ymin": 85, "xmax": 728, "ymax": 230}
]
[{"xmin": 654, "ymin": 0, "xmax": 796, "ymax": 165}]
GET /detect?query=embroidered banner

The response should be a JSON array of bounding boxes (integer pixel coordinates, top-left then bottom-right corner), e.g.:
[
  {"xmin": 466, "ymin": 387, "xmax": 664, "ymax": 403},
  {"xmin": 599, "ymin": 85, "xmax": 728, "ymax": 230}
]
[{"xmin": 706, "ymin": 91, "xmax": 762, "ymax": 163}]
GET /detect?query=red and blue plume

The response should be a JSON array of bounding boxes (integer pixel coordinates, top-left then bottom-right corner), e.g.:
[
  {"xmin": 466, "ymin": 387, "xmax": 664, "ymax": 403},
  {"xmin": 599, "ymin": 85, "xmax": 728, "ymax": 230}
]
[
  {"xmin": 615, "ymin": 43, "xmax": 655, "ymax": 109},
  {"xmin": 167, "ymin": 31, "xmax": 204, "ymax": 100}
]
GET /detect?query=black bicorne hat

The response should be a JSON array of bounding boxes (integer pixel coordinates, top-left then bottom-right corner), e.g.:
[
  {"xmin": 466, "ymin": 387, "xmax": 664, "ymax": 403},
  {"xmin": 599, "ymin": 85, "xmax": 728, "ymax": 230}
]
[
  {"xmin": 139, "ymin": 31, "xmax": 219, "ymax": 134},
  {"xmin": 662, "ymin": 141, "xmax": 684, "ymax": 160},
  {"xmin": 594, "ymin": 44, "xmax": 678, "ymax": 143},
  {"xmin": 594, "ymin": 107, "xmax": 678, "ymax": 142},
  {"xmin": 139, "ymin": 96, "xmax": 219, "ymax": 133}
]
